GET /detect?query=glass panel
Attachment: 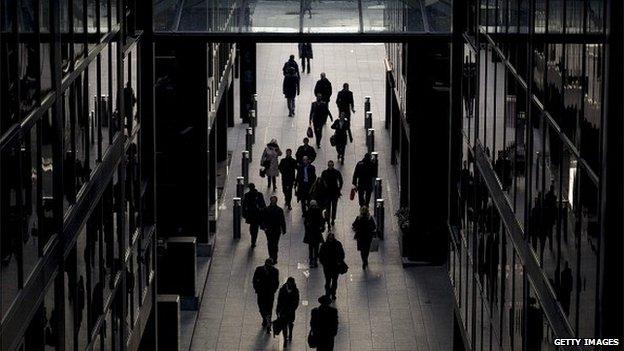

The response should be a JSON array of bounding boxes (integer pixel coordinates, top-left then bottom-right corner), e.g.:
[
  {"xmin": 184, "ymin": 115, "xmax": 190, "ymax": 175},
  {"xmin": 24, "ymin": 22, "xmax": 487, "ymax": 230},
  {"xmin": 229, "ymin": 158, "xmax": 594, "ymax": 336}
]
[
  {"xmin": 361, "ymin": 0, "xmax": 385, "ymax": 32},
  {"xmin": 425, "ymin": 0, "xmax": 451, "ymax": 32},
  {"xmin": 562, "ymin": 44, "xmax": 582, "ymax": 145},
  {"xmin": 22, "ymin": 124, "xmax": 40, "ymax": 282},
  {"xmin": 581, "ymin": 44, "xmax": 603, "ymax": 172},
  {"xmin": 303, "ymin": 0, "xmax": 360, "ymax": 33},
  {"xmin": 587, "ymin": 0, "xmax": 604, "ymax": 33},
  {"xmin": 527, "ymin": 286, "xmax": 557, "ymax": 350},
  {"xmin": 43, "ymin": 281, "xmax": 58, "ymax": 349},
  {"xmin": 41, "ymin": 110, "xmax": 55, "ymax": 250},
  {"xmin": 463, "ymin": 47, "xmax": 477, "ymax": 143},
  {"xmin": 76, "ymin": 227, "xmax": 89, "ymax": 349},
  {"xmin": 100, "ymin": 0, "xmax": 110, "ymax": 32},
  {"xmin": 100, "ymin": 46, "xmax": 112, "ymax": 151},
  {"xmin": 74, "ymin": 0, "xmax": 85, "ymax": 59},
  {"xmin": 64, "ymin": 248, "xmax": 77, "ymax": 351},
  {"xmin": 87, "ymin": 0, "xmax": 97, "ymax": 33},
  {"xmin": 511, "ymin": 253, "xmax": 523, "ymax": 350}
]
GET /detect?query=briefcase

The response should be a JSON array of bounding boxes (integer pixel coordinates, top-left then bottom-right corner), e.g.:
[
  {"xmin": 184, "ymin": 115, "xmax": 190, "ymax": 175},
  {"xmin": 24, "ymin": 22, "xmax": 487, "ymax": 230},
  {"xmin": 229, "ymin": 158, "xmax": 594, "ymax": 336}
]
[
  {"xmin": 330, "ymin": 134, "xmax": 337, "ymax": 146},
  {"xmin": 349, "ymin": 187, "xmax": 357, "ymax": 201},
  {"xmin": 370, "ymin": 235, "xmax": 379, "ymax": 252},
  {"xmin": 307, "ymin": 126, "xmax": 314, "ymax": 138}
]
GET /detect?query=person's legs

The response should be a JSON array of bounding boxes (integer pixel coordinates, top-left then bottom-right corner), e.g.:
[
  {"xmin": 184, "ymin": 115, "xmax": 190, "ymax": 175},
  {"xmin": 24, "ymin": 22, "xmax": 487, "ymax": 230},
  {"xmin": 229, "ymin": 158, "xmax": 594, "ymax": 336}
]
[
  {"xmin": 323, "ymin": 269, "xmax": 332, "ymax": 296},
  {"xmin": 268, "ymin": 238, "xmax": 279, "ymax": 262},
  {"xmin": 250, "ymin": 223, "xmax": 259, "ymax": 247},
  {"xmin": 306, "ymin": 57, "xmax": 311, "ymax": 73},
  {"xmin": 270, "ymin": 176, "xmax": 277, "ymax": 190},
  {"xmin": 288, "ymin": 322, "xmax": 294, "ymax": 341},
  {"xmin": 283, "ymin": 184, "xmax": 292, "ymax": 208},
  {"xmin": 361, "ymin": 249, "xmax": 370, "ymax": 268},
  {"xmin": 358, "ymin": 188, "xmax": 366, "ymax": 206},
  {"xmin": 329, "ymin": 198, "xmax": 338, "ymax": 223},
  {"xmin": 301, "ymin": 58, "xmax": 306, "ymax": 73},
  {"xmin": 315, "ymin": 126, "xmax": 323, "ymax": 147},
  {"xmin": 312, "ymin": 243, "xmax": 319, "ymax": 266},
  {"xmin": 330, "ymin": 272, "xmax": 338, "ymax": 298},
  {"xmin": 364, "ymin": 188, "xmax": 372, "ymax": 206}
]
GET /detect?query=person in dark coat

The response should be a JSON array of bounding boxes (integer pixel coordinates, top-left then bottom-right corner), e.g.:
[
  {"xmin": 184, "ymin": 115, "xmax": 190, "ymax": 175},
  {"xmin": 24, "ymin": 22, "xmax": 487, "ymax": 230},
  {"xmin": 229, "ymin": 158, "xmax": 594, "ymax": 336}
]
[
  {"xmin": 310, "ymin": 295, "xmax": 339, "ymax": 351},
  {"xmin": 310, "ymin": 94, "xmax": 333, "ymax": 148},
  {"xmin": 330, "ymin": 113, "xmax": 352, "ymax": 163},
  {"xmin": 525, "ymin": 297, "xmax": 543, "ymax": 351},
  {"xmin": 253, "ymin": 259, "xmax": 280, "ymax": 333},
  {"xmin": 298, "ymin": 42, "xmax": 313, "ymax": 74},
  {"xmin": 318, "ymin": 232, "xmax": 345, "ymax": 300},
  {"xmin": 352, "ymin": 206, "xmax": 376, "ymax": 269},
  {"xmin": 282, "ymin": 55, "xmax": 300, "ymax": 78},
  {"xmin": 276, "ymin": 277, "xmax": 300, "ymax": 347},
  {"xmin": 123, "ymin": 81, "xmax": 137, "ymax": 129},
  {"xmin": 295, "ymin": 156, "xmax": 317, "ymax": 214},
  {"xmin": 262, "ymin": 196, "xmax": 287, "ymax": 263},
  {"xmin": 295, "ymin": 137, "xmax": 316, "ymax": 166},
  {"xmin": 543, "ymin": 182, "xmax": 557, "ymax": 252},
  {"xmin": 304, "ymin": 200, "xmax": 325, "ymax": 267},
  {"xmin": 283, "ymin": 67, "xmax": 300, "ymax": 117},
  {"xmin": 335, "ymin": 83, "xmax": 355, "ymax": 121},
  {"xmin": 242, "ymin": 183, "xmax": 267, "ymax": 248},
  {"xmin": 558, "ymin": 261, "xmax": 573, "ymax": 315},
  {"xmin": 278, "ymin": 149, "xmax": 298, "ymax": 210},
  {"xmin": 314, "ymin": 72, "xmax": 333, "ymax": 103},
  {"xmin": 352, "ymin": 153, "xmax": 377, "ymax": 207},
  {"xmin": 320, "ymin": 160, "xmax": 343, "ymax": 227}
]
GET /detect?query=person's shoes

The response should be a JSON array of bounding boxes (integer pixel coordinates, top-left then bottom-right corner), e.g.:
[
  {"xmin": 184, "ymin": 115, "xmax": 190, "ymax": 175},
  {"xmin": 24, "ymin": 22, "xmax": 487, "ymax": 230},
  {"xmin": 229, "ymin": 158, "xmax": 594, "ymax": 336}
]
[
  {"xmin": 362, "ymin": 262, "xmax": 368, "ymax": 270},
  {"xmin": 331, "ymin": 294, "xmax": 336, "ymax": 300},
  {"xmin": 283, "ymin": 339, "xmax": 288, "ymax": 348},
  {"xmin": 251, "ymin": 243, "xmax": 256, "ymax": 249},
  {"xmin": 266, "ymin": 325, "xmax": 272, "ymax": 334},
  {"xmin": 262, "ymin": 319, "xmax": 267, "ymax": 327},
  {"xmin": 331, "ymin": 219, "xmax": 335, "ymax": 226},
  {"xmin": 287, "ymin": 204, "xmax": 292, "ymax": 210}
]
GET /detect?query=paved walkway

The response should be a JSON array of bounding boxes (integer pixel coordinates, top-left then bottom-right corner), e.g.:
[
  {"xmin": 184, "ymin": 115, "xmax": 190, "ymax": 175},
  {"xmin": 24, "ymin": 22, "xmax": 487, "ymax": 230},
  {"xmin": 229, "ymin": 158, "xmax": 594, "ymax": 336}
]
[{"xmin": 190, "ymin": 43, "xmax": 453, "ymax": 351}]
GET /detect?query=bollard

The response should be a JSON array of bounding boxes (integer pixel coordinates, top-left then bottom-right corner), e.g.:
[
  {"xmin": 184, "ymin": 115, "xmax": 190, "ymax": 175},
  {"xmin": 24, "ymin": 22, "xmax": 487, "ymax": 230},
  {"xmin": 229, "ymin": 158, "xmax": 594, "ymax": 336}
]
[
  {"xmin": 365, "ymin": 111, "xmax": 373, "ymax": 130},
  {"xmin": 233, "ymin": 197, "xmax": 242, "ymax": 239},
  {"xmin": 249, "ymin": 110, "xmax": 256, "ymax": 143},
  {"xmin": 236, "ymin": 177, "xmax": 245, "ymax": 198},
  {"xmin": 242, "ymin": 151, "xmax": 250, "ymax": 186},
  {"xmin": 375, "ymin": 199, "xmax": 385, "ymax": 240},
  {"xmin": 246, "ymin": 128, "xmax": 254, "ymax": 161},
  {"xmin": 371, "ymin": 152, "xmax": 379, "ymax": 176},
  {"xmin": 364, "ymin": 96, "xmax": 371, "ymax": 120},
  {"xmin": 367, "ymin": 128, "xmax": 375, "ymax": 153},
  {"xmin": 253, "ymin": 93, "xmax": 258, "ymax": 122},
  {"xmin": 374, "ymin": 178, "xmax": 383, "ymax": 204}
]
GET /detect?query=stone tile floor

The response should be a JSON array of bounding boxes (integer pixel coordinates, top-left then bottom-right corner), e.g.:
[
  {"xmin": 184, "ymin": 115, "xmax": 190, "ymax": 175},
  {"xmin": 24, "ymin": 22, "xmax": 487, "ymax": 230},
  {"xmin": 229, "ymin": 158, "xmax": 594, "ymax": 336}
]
[{"xmin": 189, "ymin": 43, "xmax": 453, "ymax": 351}]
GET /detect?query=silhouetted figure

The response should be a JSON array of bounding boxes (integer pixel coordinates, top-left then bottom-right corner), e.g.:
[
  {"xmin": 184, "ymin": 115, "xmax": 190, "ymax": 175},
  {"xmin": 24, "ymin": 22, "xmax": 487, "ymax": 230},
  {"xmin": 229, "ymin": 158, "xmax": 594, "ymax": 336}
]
[
  {"xmin": 320, "ymin": 160, "xmax": 343, "ymax": 226},
  {"xmin": 298, "ymin": 43, "xmax": 313, "ymax": 74},
  {"xmin": 335, "ymin": 83, "xmax": 355, "ymax": 121},
  {"xmin": 543, "ymin": 182, "xmax": 557, "ymax": 252},
  {"xmin": 278, "ymin": 149, "xmax": 298, "ymax": 210},
  {"xmin": 253, "ymin": 259, "xmax": 280, "ymax": 333},
  {"xmin": 310, "ymin": 177, "xmax": 330, "ymax": 213},
  {"xmin": 318, "ymin": 232, "xmax": 345, "ymax": 300},
  {"xmin": 529, "ymin": 195, "xmax": 543, "ymax": 254},
  {"xmin": 76, "ymin": 276, "xmax": 86, "ymax": 329},
  {"xmin": 304, "ymin": 200, "xmax": 325, "ymax": 267},
  {"xmin": 558, "ymin": 261, "xmax": 573, "ymax": 315},
  {"xmin": 485, "ymin": 231, "xmax": 499, "ymax": 302},
  {"xmin": 314, "ymin": 72, "xmax": 333, "ymax": 103},
  {"xmin": 459, "ymin": 161, "xmax": 474, "ymax": 226},
  {"xmin": 526, "ymin": 297, "xmax": 543, "ymax": 351},
  {"xmin": 310, "ymin": 295, "xmax": 339, "ymax": 351},
  {"xmin": 302, "ymin": 0, "xmax": 313, "ymax": 18},
  {"xmin": 352, "ymin": 206, "xmax": 376, "ymax": 270},
  {"xmin": 310, "ymin": 95, "xmax": 333, "ymax": 148},
  {"xmin": 295, "ymin": 137, "xmax": 316, "ymax": 166},
  {"xmin": 242, "ymin": 183, "xmax": 266, "ymax": 248},
  {"xmin": 295, "ymin": 156, "xmax": 317, "ymax": 214},
  {"xmin": 262, "ymin": 196, "xmax": 287, "ymax": 263},
  {"xmin": 282, "ymin": 55, "xmax": 300, "ymax": 78},
  {"xmin": 352, "ymin": 153, "xmax": 377, "ymax": 206},
  {"xmin": 330, "ymin": 113, "xmax": 352, "ymax": 163},
  {"xmin": 283, "ymin": 67, "xmax": 300, "ymax": 117},
  {"xmin": 261, "ymin": 139, "xmax": 282, "ymax": 191},
  {"xmin": 276, "ymin": 277, "xmax": 300, "ymax": 347},
  {"xmin": 123, "ymin": 81, "xmax": 136, "ymax": 129}
]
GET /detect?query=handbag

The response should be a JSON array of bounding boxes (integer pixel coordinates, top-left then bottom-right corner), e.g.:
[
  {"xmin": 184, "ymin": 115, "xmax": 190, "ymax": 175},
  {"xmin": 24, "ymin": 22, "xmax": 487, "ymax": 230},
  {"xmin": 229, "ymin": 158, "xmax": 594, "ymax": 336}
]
[
  {"xmin": 370, "ymin": 235, "xmax": 379, "ymax": 252},
  {"xmin": 337, "ymin": 261, "xmax": 349, "ymax": 275},
  {"xmin": 272, "ymin": 317, "xmax": 284, "ymax": 336},
  {"xmin": 259, "ymin": 168, "xmax": 266, "ymax": 178},
  {"xmin": 349, "ymin": 187, "xmax": 357, "ymax": 201},
  {"xmin": 330, "ymin": 134, "xmax": 337, "ymax": 146},
  {"xmin": 307, "ymin": 330, "xmax": 317, "ymax": 348},
  {"xmin": 307, "ymin": 126, "xmax": 314, "ymax": 138}
]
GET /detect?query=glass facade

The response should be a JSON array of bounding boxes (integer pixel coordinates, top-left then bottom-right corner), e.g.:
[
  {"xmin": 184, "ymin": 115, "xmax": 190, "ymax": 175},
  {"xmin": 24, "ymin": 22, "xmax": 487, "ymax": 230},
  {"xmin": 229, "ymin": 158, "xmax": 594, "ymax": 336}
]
[{"xmin": 1, "ymin": 0, "xmax": 155, "ymax": 350}]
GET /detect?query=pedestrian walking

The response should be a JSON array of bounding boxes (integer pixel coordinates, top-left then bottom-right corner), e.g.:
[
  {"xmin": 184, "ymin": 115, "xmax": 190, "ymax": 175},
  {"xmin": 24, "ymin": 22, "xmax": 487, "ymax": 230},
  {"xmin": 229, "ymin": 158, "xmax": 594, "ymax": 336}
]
[
  {"xmin": 276, "ymin": 277, "xmax": 300, "ymax": 347},
  {"xmin": 320, "ymin": 161, "xmax": 343, "ymax": 227},
  {"xmin": 295, "ymin": 137, "xmax": 317, "ymax": 166},
  {"xmin": 302, "ymin": 0, "xmax": 312, "ymax": 18},
  {"xmin": 309, "ymin": 295, "xmax": 338, "ymax": 351},
  {"xmin": 335, "ymin": 83, "xmax": 355, "ymax": 121},
  {"xmin": 262, "ymin": 196, "xmax": 287, "ymax": 263},
  {"xmin": 295, "ymin": 156, "xmax": 317, "ymax": 214},
  {"xmin": 318, "ymin": 232, "xmax": 345, "ymax": 300},
  {"xmin": 252, "ymin": 258, "xmax": 280, "ymax": 333},
  {"xmin": 330, "ymin": 113, "xmax": 352, "ymax": 164},
  {"xmin": 278, "ymin": 149, "xmax": 298, "ymax": 210},
  {"xmin": 283, "ymin": 67, "xmax": 300, "ymax": 117},
  {"xmin": 261, "ymin": 139, "xmax": 283, "ymax": 192},
  {"xmin": 310, "ymin": 177, "xmax": 330, "ymax": 216},
  {"xmin": 242, "ymin": 183, "xmax": 266, "ymax": 248},
  {"xmin": 314, "ymin": 72, "xmax": 333, "ymax": 103},
  {"xmin": 298, "ymin": 43, "xmax": 313, "ymax": 74},
  {"xmin": 352, "ymin": 153, "xmax": 377, "ymax": 206},
  {"xmin": 310, "ymin": 95, "xmax": 333, "ymax": 148},
  {"xmin": 282, "ymin": 54, "xmax": 300, "ymax": 78},
  {"xmin": 304, "ymin": 200, "xmax": 325, "ymax": 268},
  {"xmin": 352, "ymin": 206, "xmax": 376, "ymax": 269}
]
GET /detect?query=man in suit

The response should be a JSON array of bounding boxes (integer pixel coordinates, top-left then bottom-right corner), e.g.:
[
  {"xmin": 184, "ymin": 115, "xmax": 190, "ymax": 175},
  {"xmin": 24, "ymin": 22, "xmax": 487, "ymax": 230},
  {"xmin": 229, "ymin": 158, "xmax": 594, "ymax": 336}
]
[
  {"xmin": 352, "ymin": 153, "xmax": 377, "ymax": 206},
  {"xmin": 295, "ymin": 156, "xmax": 317, "ymax": 215},
  {"xmin": 320, "ymin": 160, "xmax": 343, "ymax": 227},
  {"xmin": 310, "ymin": 94, "xmax": 333, "ymax": 148},
  {"xmin": 282, "ymin": 54, "xmax": 300, "ymax": 78},
  {"xmin": 310, "ymin": 295, "xmax": 339, "ymax": 351},
  {"xmin": 252, "ymin": 258, "xmax": 280, "ymax": 333},
  {"xmin": 278, "ymin": 149, "xmax": 298, "ymax": 210},
  {"xmin": 295, "ymin": 137, "xmax": 316, "ymax": 166},
  {"xmin": 262, "ymin": 196, "xmax": 287, "ymax": 263},
  {"xmin": 242, "ymin": 183, "xmax": 266, "ymax": 248},
  {"xmin": 314, "ymin": 72, "xmax": 333, "ymax": 103},
  {"xmin": 335, "ymin": 83, "xmax": 355, "ymax": 121}
]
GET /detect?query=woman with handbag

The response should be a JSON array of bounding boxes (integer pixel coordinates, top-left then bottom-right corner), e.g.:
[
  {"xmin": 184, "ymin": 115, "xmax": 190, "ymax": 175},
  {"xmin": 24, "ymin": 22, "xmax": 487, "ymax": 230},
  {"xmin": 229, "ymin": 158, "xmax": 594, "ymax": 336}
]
[
  {"xmin": 318, "ymin": 232, "xmax": 345, "ymax": 300},
  {"xmin": 304, "ymin": 200, "xmax": 325, "ymax": 267},
  {"xmin": 275, "ymin": 277, "xmax": 300, "ymax": 347},
  {"xmin": 352, "ymin": 206, "xmax": 376, "ymax": 270},
  {"xmin": 261, "ymin": 139, "xmax": 283, "ymax": 191},
  {"xmin": 330, "ymin": 112, "xmax": 352, "ymax": 164}
]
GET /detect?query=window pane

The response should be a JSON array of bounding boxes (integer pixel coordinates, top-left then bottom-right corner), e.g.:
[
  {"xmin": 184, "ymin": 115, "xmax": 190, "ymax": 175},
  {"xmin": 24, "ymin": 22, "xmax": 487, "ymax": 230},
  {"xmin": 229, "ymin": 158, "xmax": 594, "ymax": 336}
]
[{"xmin": 22, "ymin": 124, "xmax": 40, "ymax": 283}]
